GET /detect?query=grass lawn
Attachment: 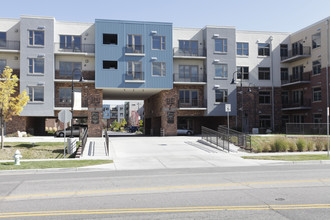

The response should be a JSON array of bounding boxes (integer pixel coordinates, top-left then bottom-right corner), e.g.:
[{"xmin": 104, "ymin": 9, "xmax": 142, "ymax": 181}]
[
  {"xmin": 0, "ymin": 142, "xmax": 72, "ymax": 160},
  {"xmin": 242, "ymin": 154, "xmax": 330, "ymax": 161},
  {"xmin": 0, "ymin": 160, "xmax": 113, "ymax": 170}
]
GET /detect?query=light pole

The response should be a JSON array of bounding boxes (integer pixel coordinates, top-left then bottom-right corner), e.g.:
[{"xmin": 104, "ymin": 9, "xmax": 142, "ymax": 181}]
[
  {"xmin": 248, "ymin": 83, "xmax": 257, "ymax": 132},
  {"xmin": 231, "ymin": 71, "xmax": 244, "ymax": 132},
  {"xmin": 71, "ymin": 68, "xmax": 84, "ymax": 138}
]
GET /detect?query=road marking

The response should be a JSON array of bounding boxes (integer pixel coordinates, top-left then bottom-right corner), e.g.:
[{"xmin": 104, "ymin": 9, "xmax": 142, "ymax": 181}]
[
  {"xmin": 1, "ymin": 204, "xmax": 330, "ymax": 218},
  {"xmin": 1, "ymin": 178, "xmax": 330, "ymax": 200}
]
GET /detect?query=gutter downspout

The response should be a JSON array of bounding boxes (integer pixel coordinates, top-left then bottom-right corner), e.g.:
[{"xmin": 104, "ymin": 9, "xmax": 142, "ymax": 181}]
[
  {"xmin": 326, "ymin": 19, "xmax": 329, "ymax": 157},
  {"xmin": 270, "ymin": 36, "xmax": 275, "ymax": 132}
]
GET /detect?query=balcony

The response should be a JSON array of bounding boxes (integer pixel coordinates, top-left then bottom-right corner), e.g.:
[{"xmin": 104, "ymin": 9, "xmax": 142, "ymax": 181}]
[
  {"xmin": 281, "ymin": 73, "xmax": 311, "ymax": 87},
  {"xmin": 281, "ymin": 46, "xmax": 311, "ymax": 63},
  {"xmin": 55, "ymin": 70, "xmax": 95, "ymax": 81},
  {"xmin": 125, "ymin": 71, "xmax": 145, "ymax": 83},
  {"xmin": 173, "ymin": 72, "xmax": 206, "ymax": 84},
  {"xmin": 125, "ymin": 45, "xmax": 145, "ymax": 56},
  {"xmin": 0, "ymin": 41, "xmax": 20, "ymax": 51},
  {"xmin": 173, "ymin": 47, "xmax": 206, "ymax": 58},
  {"xmin": 282, "ymin": 98, "xmax": 311, "ymax": 110},
  {"xmin": 55, "ymin": 98, "xmax": 88, "ymax": 108},
  {"xmin": 178, "ymin": 99, "xmax": 206, "ymax": 110},
  {"xmin": 54, "ymin": 43, "xmax": 95, "ymax": 54}
]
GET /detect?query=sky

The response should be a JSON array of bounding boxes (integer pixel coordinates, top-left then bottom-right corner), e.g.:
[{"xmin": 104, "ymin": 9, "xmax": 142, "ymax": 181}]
[{"xmin": 3, "ymin": 0, "xmax": 330, "ymax": 33}]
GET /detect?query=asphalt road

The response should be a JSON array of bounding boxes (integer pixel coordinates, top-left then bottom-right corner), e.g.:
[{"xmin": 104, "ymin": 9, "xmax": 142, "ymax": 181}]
[{"xmin": 1, "ymin": 165, "xmax": 330, "ymax": 219}]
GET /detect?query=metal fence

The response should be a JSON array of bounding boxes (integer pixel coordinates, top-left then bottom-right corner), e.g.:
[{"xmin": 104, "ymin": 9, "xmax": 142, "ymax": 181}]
[
  {"xmin": 218, "ymin": 125, "xmax": 252, "ymax": 151},
  {"xmin": 201, "ymin": 126, "xmax": 229, "ymax": 152},
  {"xmin": 286, "ymin": 123, "xmax": 329, "ymax": 135}
]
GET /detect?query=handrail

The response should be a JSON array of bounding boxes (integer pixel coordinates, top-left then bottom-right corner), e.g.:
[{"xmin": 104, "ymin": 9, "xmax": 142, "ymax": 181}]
[
  {"xmin": 80, "ymin": 127, "xmax": 88, "ymax": 155},
  {"xmin": 201, "ymin": 126, "xmax": 229, "ymax": 152},
  {"xmin": 104, "ymin": 128, "xmax": 109, "ymax": 156},
  {"xmin": 218, "ymin": 125, "xmax": 252, "ymax": 151}
]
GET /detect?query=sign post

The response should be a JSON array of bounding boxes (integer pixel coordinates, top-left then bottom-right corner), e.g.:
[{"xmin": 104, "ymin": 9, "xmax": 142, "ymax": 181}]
[
  {"xmin": 225, "ymin": 104, "xmax": 231, "ymax": 152},
  {"xmin": 58, "ymin": 110, "xmax": 72, "ymax": 157}
]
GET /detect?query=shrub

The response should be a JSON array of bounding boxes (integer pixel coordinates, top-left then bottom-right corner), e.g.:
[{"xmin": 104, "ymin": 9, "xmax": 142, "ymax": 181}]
[
  {"xmin": 307, "ymin": 141, "xmax": 314, "ymax": 151},
  {"xmin": 288, "ymin": 141, "xmax": 297, "ymax": 152},
  {"xmin": 323, "ymin": 141, "xmax": 329, "ymax": 151},
  {"xmin": 271, "ymin": 138, "xmax": 288, "ymax": 152},
  {"xmin": 315, "ymin": 141, "xmax": 324, "ymax": 151},
  {"xmin": 296, "ymin": 139, "xmax": 307, "ymax": 152},
  {"xmin": 262, "ymin": 144, "xmax": 271, "ymax": 152}
]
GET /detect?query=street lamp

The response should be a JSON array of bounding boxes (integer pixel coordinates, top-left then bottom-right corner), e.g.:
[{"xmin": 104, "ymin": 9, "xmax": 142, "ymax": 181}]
[
  {"xmin": 71, "ymin": 68, "xmax": 84, "ymax": 138},
  {"xmin": 231, "ymin": 71, "xmax": 244, "ymax": 132},
  {"xmin": 248, "ymin": 83, "xmax": 257, "ymax": 132}
]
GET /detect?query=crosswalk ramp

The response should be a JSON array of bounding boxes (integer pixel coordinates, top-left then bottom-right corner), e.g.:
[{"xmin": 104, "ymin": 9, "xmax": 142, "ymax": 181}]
[{"xmin": 81, "ymin": 138, "xmax": 110, "ymax": 159}]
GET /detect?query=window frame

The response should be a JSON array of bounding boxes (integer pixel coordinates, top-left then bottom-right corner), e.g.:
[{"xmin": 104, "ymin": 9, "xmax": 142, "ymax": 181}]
[
  {"xmin": 258, "ymin": 43, "xmax": 270, "ymax": 56},
  {"xmin": 179, "ymin": 89, "xmax": 199, "ymax": 105},
  {"xmin": 259, "ymin": 91, "xmax": 271, "ymax": 104},
  {"xmin": 103, "ymin": 60, "xmax": 118, "ymax": 69},
  {"xmin": 103, "ymin": 33, "xmax": 118, "ymax": 45},
  {"xmin": 237, "ymin": 66, "xmax": 249, "ymax": 80},
  {"xmin": 179, "ymin": 65, "xmax": 199, "ymax": 81},
  {"xmin": 28, "ymin": 86, "xmax": 44, "ymax": 102},
  {"xmin": 28, "ymin": 58, "xmax": 44, "ymax": 74},
  {"xmin": 312, "ymin": 60, "xmax": 321, "ymax": 75},
  {"xmin": 281, "ymin": 68, "xmax": 289, "ymax": 81},
  {"xmin": 259, "ymin": 115, "xmax": 271, "ymax": 129},
  {"xmin": 59, "ymin": 87, "xmax": 72, "ymax": 103},
  {"xmin": 59, "ymin": 35, "xmax": 82, "ymax": 50},
  {"xmin": 236, "ymin": 42, "xmax": 249, "ymax": 56},
  {"xmin": 152, "ymin": 62, "xmax": 166, "ymax": 77},
  {"xmin": 215, "ymin": 64, "xmax": 228, "ymax": 79},
  {"xmin": 0, "ymin": 32, "xmax": 6, "ymax": 47},
  {"xmin": 313, "ymin": 87, "xmax": 322, "ymax": 102},
  {"xmin": 258, "ymin": 67, "xmax": 270, "ymax": 80},
  {"xmin": 312, "ymin": 32, "xmax": 321, "ymax": 49},
  {"xmin": 313, "ymin": 114, "xmax": 322, "ymax": 124},
  {"xmin": 29, "ymin": 30, "xmax": 44, "ymax": 46},
  {"xmin": 215, "ymin": 38, "xmax": 227, "ymax": 53},
  {"xmin": 215, "ymin": 89, "xmax": 228, "ymax": 103},
  {"xmin": 0, "ymin": 59, "xmax": 6, "ymax": 73},
  {"xmin": 152, "ymin": 35, "xmax": 166, "ymax": 50}
]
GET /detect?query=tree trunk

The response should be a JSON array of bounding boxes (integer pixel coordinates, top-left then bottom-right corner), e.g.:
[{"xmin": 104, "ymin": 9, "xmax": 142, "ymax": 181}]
[{"xmin": 1, "ymin": 116, "xmax": 4, "ymax": 150}]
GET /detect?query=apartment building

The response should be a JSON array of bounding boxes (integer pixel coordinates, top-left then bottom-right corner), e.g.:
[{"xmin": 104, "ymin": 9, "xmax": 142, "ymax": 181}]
[
  {"xmin": 124, "ymin": 101, "xmax": 144, "ymax": 126},
  {"xmin": 1, "ymin": 15, "xmax": 330, "ymax": 136}
]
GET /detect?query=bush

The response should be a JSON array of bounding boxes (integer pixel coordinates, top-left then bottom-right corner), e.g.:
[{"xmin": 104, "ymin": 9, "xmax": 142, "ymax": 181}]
[
  {"xmin": 296, "ymin": 139, "xmax": 307, "ymax": 152},
  {"xmin": 288, "ymin": 141, "xmax": 297, "ymax": 152},
  {"xmin": 315, "ymin": 141, "xmax": 324, "ymax": 151},
  {"xmin": 262, "ymin": 144, "xmax": 271, "ymax": 152},
  {"xmin": 307, "ymin": 141, "xmax": 314, "ymax": 151},
  {"xmin": 271, "ymin": 138, "xmax": 288, "ymax": 152}
]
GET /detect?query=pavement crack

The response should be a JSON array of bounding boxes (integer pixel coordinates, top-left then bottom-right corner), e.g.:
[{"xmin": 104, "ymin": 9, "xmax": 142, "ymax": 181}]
[{"xmin": 0, "ymin": 179, "xmax": 24, "ymax": 203}]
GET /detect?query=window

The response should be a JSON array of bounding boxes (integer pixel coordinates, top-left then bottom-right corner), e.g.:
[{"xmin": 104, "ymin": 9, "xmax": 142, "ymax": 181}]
[
  {"xmin": 260, "ymin": 115, "xmax": 271, "ymax": 128},
  {"xmin": 292, "ymin": 65, "xmax": 304, "ymax": 80},
  {"xmin": 258, "ymin": 43, "xmax": 270, "ymax": 56},
  {"xmin": 281, "ymin": 68, "xmax": 289, "ymax": 81},
  {"xmin": 237, "ymin": 66, "xmax": 249, "ymax": 80},
  {"xmin": 179, "ymin": 90, "xmax": 198, "ymax": 106},
  {"xmin": 237, "ymin": 42, "xmax": 248, "ymax": 56},
  {"xmin": 312, "ymin": 32, "xmax": 321, "ymax": 49},
  {"xmin": 258, "ymin": 67, "xmax": 270, "ymax": 80},
  {"xmin": 152, "ymin": 36, "xmax": 165, "ymax": 50},
  {"xmin": 215, "ymin": 39, "xmax": 227, "ymax": 53},
  {"xmin": 313, "ymin": 87, "xmax": 322, "ymax": 102},
  {"xmin": 312, "ymin": 60, "xmax": 321, "ymax": 75},
  {"xmin": 281, "ymin": 91, "xmax": 289, "ymax": 105},
  {"xmin": 293, "ymin": 115, "xmax": 304, "ymax": 123},
  {"xmin": 59, "ymin": 88, "xmax": 71, "ymax": 103},
  {"xmin": 280, "ymin": 44, "xmax": 288, "ymax": 58},
  {"xmin": 313, "ymin": 114, "xmax": 322, "ymax": 123},
  {"xmin": 152, "ymin": 62, "xmax": 166, "ymax": 76},
  {"xmin": 28, "ymin": 87, "xmax": 44, "ymax": 102},
  {"xmin": 292, "ymin": 41, "xmax": 303, "ymax": 56},
  {"xmin": 59, "ymin": 62, "xmax": 82, "ymax": 79},
  {"xmin": 127, "ymin": 61, "xmax": 143, "ymax": 80},
  {"xmin": 215, "ymin": 89, "xmax": 228, "ymax": 103},
  {"xmin": 215, "ymin": 64, "xmax": 228, "ymax": 78},
  {"xmin": 127, "ymin": 34, "xmax": 143, "ymax": 53},
  {"xmin": 0, "ymin": 32, "xmax": 6, "ymax": 47},
  {"xmin": 179, "ymin": 40, "xmax": 198, "ymax": 55},
  {"xmin": 29, "ymin": 30, "xmax": 44, "ymax": 46},
  {"xmin": 29, "ymin": 58, "xmax": 44, "ymax": 74},
  {"xmin": 103, "ymin": 61, "xmax": 117, "ymax": 69},
  {"xmin": 179, "ymin": 65, "xmax": 198, "ymax": 81},
  {"xmin": 103, "ymin": 34, "xmax": 117, "ymax": 45},
  {"xmin": 0, "ymin": 59, "xmax": 6, "ymax": 73},
  {"xmin": 259, "ymin": 91, "xmax": 271, "ymax": 104},
  {"xmin": 293, "ymin": 90, "xmax": 303, "ymax": 104},
  {"xmin": 60, "ymin": 35, "xmax": 81, "ymax": 50}
]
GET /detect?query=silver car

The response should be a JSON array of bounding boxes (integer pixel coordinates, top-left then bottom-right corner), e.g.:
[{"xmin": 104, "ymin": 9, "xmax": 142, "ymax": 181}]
[
  {"xmin": 55, "ymin": 126, "xmax": 81, "ymax": 137},
  {"xmin": 177, "ymin": 129, "xmax": 194, "ymax": 136}
]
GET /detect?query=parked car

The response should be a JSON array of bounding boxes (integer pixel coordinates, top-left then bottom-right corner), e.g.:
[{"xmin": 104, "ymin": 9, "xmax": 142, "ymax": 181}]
[
  {"xmin": 177, "ymin": 129, "xmax": 194, "ymax": 136},
  {"xmin": 55, "ymin": 126, "xmax": 85, "ymax": 137},
  {"xmin": 128, "ymin": 126, "xmax": 139, "ymax": 133}
]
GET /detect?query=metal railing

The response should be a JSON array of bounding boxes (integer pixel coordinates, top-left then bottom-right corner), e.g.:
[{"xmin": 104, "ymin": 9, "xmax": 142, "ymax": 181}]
[
  {"xmin": 218, "ymin": 125, "xmax": 252, "ymax": 151},
  {"xmin": 80, "ymin": 127, "xmax": 88, "ymax": 155},
  {"xmin": 55, "ymin": 71, "xmax": 95, "ymax": 81},
  {"xmin": 0, "ymin": 40, "xmax": 20, "ymax": 50},
  {"xmin": 178, "ymin": 99, "xmax": 206, "ymax": 108},
  {"xmin": 281, "ymin": 73, "xmax": 310, "ymax": 85},
  {"xmin": 55, "ymin": 98, "xmax": 88, "ymax": 108},
  {"xmin": 281, "ymin": 46, "xmax": 311, "ymax": 61},
  {"xmin": 54, "ymin": 43, "xmax": 95, "ymax": 53},
  {"xmin": 173, "ymin": 72, "xmax": 206, "ymax": 83},
  {"xmin": 286, "ymin": 123, "xmax": 329, "ymax": 135},
  {"xmin": 173, "ymin": 47, "xmax": 206, "ymax": 57},
  {"xmin": 282, "ymin": 98, "xmax": 311, "ymax": 109},
  {"xmin": 125, "ymin": 45, "xmax": 144, "ymax": 54},
  {"xmin": 125, "ymin": 71, "xmax": 145, "ymax": 81},
  {"xmin": 104, "ymin": 128, "xmax": 109, "ymax": 156},
  {"xmin": 201, "ymin": 126, "xmax": 229, "ymax": 152}
]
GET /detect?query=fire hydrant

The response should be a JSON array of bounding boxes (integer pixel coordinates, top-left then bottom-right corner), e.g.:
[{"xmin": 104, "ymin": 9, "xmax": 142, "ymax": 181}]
[{"xmin": 13, "ymin": 150, "xmax": 22, "ymax": 165}]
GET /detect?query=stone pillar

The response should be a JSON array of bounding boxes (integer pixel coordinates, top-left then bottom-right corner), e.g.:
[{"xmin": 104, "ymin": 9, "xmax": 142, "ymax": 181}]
[{"xmin": 87, "ymin": 89, "xmax": 103, "ymax": 137}]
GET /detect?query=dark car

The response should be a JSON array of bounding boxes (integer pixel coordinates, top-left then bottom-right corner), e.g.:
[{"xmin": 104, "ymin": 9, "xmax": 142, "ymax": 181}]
[{"xmin": 128, "ymin": 126, "xmax": 139, "ymax": 133}]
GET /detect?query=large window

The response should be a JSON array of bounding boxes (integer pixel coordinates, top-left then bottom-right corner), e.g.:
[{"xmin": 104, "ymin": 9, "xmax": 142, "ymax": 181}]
[
  {"xmin": 0, "ymin": 59, "xmax": 6, "ymax": 73},
  {"xmin": 28, "ymin": 87, "xmax": 44, "ymax": 102},
  {"xmin": 179, "ymin": 90, "xmax": 198, "ymax": 106},
  {"xmin": 127, "ymin": 61, "xmax": 143, "ymax": 80},
  {"xmin": 103, "ymin": 34, "xmax": 117, "ymax": 45},
  {"xmin": 29, "ymin": 58, "xmax": 44, "ymax": 74},
  {"xmin": 127, "ymin": 34, "xmax": 142, "ymax": 53},
  {"xmin": 29, "ymin": 30, "xmax": 44, "ymax": 46},
  {"xmin": 260, "ymin": 115, "xmax": 271, "ymax": 128},
  {"xmin": 293, "ymin": 90, "xmax": 303, "ymax": 104},
  {"xmin": 313, "ymin": 114, "xmax": 322, "ymax": 123},
  {"xmin": 258, "ymin": 43, "xmax": 270, "ymax": 56},
  {"xmin": 280, "ymin": 44, "xmax": 288, "ymax": 58},
  {"xmin": 103, "ymin": 61, "xmax": 117, "ymax": 69},
  {"xmin": 152, "ymin": 36, "xmax": 165, "ymax": 50},
  {"xmin": 215, "ymin": 39, "xmax": 227, "ymax": 53},
  {"xmin": 313, "ymin": 87, "xmax": 322, "ymax": 102},
  {"xmin": 215, "ymin": 64, "xmax": 228, "ymax": 78},
  {"xmin": 237, "ymin": 66, "xmax": 249, "ymax": 80},
  {"xmin": 0, "ymin": 32, "xmax": 6, "ymax": 47},
  {"xmin": 258, "ymin": 67, "xmax": 270, "ymax": 80},
  {"xmin": 281, "ymin": 68, "xmax": 289, "ymax": 81},
  {"xmin": 59, "ymin": 88, "xmax": 71, "ymax": 103},
  {"xmin": 60, "ymin": 35, "xmax": 81, "ymax": 50},
  {"xmin": 152, "ymin": 62, "xmax": 166, "ymax": 76},
  {"xmin": 179, "ymin": 65, "xmax": 198, "ymax": 81},
  {"xmin": 215, "ymin": 89, "xmax": 228, "ymax": 103},
  {"xmin": 179, "ymin": 40, "xmax": 198, "ymax": 55},
  {"xmin": 312, "ymin": 32, "xmax": 321, "ymax": 49},
  {"xmin": 281, "ymin": 91, "xmax": 289, "ymax": 105},
  {"xmin": 236, "ymin": 42, "xmax": 248, "ymax": 56},
  {"xmin": 259, "ymin": 91, "xmax": 271, "ymax": 104},
  {"xmin": 59, "ymin": 62, "xmax": 82, "ymax": 79},
  {"xmin": 292, "ymin": 65, "xmax": 304, "ymax": 80},
  {"xmin": 312, "ymin": 60, "xmax": 321, "ymax": 75}
]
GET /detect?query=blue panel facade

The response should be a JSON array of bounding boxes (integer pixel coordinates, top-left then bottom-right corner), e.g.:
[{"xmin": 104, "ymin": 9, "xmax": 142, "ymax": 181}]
[{"xmin": 95, "ymin": 19, "xmax": 173, "ymax": 89}]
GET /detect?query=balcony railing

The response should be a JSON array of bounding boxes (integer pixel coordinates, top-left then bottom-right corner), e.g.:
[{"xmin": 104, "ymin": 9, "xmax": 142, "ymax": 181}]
[
  {"xmin": 173, "ymin": 47, "xmax": 206, "ymax": 57},
  {"xmin": 125, "ymin": 71, "xmax": 145, "ymax": 81},
  {"xmin": 281, "ymin": 72, "xmax": 310, "ymax": 86},
  {"xmin": 55, "ymin": 98, "xmax": 88, "ymax": 108},
  {"xmin": 55, "ymin": 70, "xmax": 95, "ymax": 81},
  {"xmin": 178, "ymin": 99, "xmax": 206, "ymax": 108},
  {"xmin": 281, "ymin": 46, "xmax": 311, "ymax": 63},
  {"xmin": 0, "ymin": 40, "xmax": 20, "ymax": 50},
  {"xmin": 125, "ymin": 45, "xmax": 144, "ymax": 54},
  {"xmin": 173, "ymin": 72, "xmax": 206, "ymax": 83},
  {"xmin": 282, "ymin": 98, "xmax": 311, "ymax": 109},
  {"xmin": 54, "ymin": 43, "xmax": 95, "ymax": 53}
]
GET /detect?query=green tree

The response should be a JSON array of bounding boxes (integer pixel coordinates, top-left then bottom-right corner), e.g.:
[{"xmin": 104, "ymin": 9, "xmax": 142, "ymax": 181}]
[
  {"xmin": 139, "ymin": 120, "xmax": 143, "ymax": 127},
  {"xmin": 120, "ymin": 118, "xmax": 127, "ymax": 127},
  {"xmin": 111, "ymin": 120, "xmax": 119, "ymax": 130},
  {"xmin": 0, "ymin": 67, "xmax": 29, "ymax": 149}
]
